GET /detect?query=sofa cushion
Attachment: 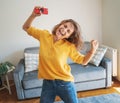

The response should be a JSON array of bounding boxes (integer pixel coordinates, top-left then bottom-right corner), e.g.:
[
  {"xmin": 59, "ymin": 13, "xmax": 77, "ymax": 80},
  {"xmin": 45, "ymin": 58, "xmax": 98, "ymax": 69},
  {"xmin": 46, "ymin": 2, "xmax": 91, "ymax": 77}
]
[
  {"xmin": 22, "ymin": 63, "xmax": 106, "ymax": 90},
  {"xmin": 22, "ymin": 70, "xmax": 43, "ymax": 89},
  {"xmin": 70, "ymin": 63, "xmax": 106, "ymax": 83},
  {"xmin": 24, "ymin": 47, "xmax": 39, "ymax": 72}
]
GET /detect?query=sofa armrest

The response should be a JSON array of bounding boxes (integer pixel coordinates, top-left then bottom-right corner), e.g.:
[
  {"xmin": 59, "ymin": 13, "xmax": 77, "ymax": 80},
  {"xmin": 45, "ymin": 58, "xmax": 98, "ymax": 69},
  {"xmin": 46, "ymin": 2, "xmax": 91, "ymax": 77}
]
[
  {"xmin": 13, "ymin": 58, "xmax": 25, "ymax": 100},
  {"xmin": 100, "ymin": 57, "xmax": 112, "ymax": 87}
]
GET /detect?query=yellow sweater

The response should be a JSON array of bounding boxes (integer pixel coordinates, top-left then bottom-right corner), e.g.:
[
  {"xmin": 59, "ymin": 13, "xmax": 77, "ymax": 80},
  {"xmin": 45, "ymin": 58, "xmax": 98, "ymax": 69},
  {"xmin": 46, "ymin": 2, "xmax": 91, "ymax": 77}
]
[{"xmin": 27, "ymin": 27, "xmax": 85, "ymax": 82}]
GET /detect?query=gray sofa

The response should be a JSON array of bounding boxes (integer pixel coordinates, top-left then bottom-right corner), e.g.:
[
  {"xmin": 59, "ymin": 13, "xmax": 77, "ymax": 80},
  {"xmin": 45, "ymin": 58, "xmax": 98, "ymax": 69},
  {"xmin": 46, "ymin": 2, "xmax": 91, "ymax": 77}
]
[{"xmin": 13, "ymin": 43, "xmax": 112, "ymax": 100}]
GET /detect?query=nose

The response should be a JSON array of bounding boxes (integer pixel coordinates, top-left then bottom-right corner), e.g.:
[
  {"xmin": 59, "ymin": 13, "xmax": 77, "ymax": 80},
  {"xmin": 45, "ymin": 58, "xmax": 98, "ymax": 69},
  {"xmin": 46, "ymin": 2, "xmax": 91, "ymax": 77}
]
[{"xmin": 61, "ymin": 28, "xmax": 67, "ymax": 35}]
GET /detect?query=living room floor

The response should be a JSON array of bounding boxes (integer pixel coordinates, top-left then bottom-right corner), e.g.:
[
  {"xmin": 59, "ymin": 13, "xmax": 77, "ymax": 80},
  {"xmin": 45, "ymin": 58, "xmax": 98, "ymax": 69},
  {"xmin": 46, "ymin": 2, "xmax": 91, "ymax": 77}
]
[{"xmin": 0, "ymin": 78, "xmax": 120, "ymax": 103}]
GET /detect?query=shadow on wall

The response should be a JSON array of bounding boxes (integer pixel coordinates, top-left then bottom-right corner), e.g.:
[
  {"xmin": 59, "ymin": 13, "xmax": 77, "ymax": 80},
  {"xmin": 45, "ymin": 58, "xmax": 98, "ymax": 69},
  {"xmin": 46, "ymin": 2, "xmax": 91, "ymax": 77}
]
[{"xmin": 1, "ymin": 50, "xmax": 24, "ymax": 66}]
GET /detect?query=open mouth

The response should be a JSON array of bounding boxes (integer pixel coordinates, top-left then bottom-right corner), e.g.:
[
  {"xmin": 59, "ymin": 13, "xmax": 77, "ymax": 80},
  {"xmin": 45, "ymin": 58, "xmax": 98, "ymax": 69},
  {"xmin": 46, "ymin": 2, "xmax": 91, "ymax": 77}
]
[{"xmin": 58, "ymin": 28, "xmax": 64, "ymax": 36}]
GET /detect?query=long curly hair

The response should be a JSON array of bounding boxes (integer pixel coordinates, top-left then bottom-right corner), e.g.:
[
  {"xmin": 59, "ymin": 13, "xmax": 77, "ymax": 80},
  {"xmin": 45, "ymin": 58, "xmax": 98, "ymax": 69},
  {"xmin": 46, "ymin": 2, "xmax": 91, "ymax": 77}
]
[{"xmin": 52, "ymin": 19, "xmax": 83, "ymax": 50}]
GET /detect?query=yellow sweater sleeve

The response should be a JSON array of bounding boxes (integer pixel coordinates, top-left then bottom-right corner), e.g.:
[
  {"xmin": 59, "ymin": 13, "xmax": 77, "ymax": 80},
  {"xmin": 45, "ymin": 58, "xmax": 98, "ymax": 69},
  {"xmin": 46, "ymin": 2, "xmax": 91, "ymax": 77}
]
[
  {"xmin": 26, "ymin": 26, "xmax": 49, "ymax": 40},
  {"xmin": 69, "ymin": 45, "xmax": 85, "ymax": 64}
]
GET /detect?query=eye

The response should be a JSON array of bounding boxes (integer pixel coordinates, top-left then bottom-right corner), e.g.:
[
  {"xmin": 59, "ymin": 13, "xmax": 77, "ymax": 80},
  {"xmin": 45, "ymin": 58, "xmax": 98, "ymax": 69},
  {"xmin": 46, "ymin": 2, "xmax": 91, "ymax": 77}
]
[
  {"xmin": 67, "ymin": 29, "xmax": 70, "ymax": 33},
  {"xmin": 64, "ymin": 25, "xmax": 67, "ymax": 28}
]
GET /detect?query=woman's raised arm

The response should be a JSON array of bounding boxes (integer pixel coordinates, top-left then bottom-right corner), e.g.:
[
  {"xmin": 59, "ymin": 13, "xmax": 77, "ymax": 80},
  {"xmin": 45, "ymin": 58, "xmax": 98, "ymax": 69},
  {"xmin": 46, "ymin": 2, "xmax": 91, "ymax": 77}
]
[{"xmin": 22, "ymin": 6, "xmax": 42, "ymax": 31}]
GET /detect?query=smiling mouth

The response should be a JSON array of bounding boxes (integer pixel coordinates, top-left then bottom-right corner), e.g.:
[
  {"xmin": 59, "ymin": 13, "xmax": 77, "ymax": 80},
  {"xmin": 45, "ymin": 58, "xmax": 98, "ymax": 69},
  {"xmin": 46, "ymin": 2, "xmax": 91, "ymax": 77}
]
[{"xmin": 58, "ymin": 28, "xmax": 64, "ymax": 36}]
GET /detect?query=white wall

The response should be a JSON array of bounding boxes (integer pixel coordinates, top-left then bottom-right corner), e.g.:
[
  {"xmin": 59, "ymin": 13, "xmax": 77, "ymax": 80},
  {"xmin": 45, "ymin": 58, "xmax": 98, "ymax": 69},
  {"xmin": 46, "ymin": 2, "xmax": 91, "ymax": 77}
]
[
  {"xmin": 0, "ymin": 0, "xmax": 102, "ymax": 65},
  {"xmin": 102, "ymin": 0, "xmax": 120, "ymax": 80}
]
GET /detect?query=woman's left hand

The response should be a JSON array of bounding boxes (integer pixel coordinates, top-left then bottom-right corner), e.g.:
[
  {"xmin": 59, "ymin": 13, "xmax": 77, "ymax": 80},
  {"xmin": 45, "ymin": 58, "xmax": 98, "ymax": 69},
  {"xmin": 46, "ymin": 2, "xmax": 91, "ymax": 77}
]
[
  {"xmin": 82, "ymin": 40, "xmax": 99, "ymax": 65},
  {"xmin": 90, "ymin": 40, "xmax": 99, "ymax": 54}
]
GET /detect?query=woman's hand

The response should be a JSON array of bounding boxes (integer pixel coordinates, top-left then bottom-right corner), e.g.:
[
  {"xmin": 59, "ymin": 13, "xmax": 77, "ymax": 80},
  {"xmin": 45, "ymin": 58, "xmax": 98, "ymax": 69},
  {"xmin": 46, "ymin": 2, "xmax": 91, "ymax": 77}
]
[
  {"xmin": 82, "ymin": 40, "xmax": 99, "ymax": 65},
  {"xmin": 90, "ymin": 40, "xmax": 99, "ymax": 54},
  {"xmin": 23, "ymin": 6, "xmax": 42, "ymax": 31},
  {"xmin": 31, "ymin": 6, "xmax": 42, "ymax": 17}
]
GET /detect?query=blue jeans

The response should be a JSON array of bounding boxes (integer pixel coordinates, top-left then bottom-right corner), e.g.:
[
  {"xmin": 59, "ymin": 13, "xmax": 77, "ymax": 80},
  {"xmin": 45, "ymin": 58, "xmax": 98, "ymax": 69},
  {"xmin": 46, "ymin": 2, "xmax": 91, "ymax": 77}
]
[{"xmin": 40, "ymin": 79, "xmax": 78, "ymax": 103}]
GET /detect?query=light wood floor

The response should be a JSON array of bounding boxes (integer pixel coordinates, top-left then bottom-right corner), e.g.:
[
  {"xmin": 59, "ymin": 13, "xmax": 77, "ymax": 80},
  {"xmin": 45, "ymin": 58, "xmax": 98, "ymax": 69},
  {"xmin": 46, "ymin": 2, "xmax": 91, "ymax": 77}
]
[{"xmin": 0, "ymin": 78, "xmax": 120, "ymax": 103}]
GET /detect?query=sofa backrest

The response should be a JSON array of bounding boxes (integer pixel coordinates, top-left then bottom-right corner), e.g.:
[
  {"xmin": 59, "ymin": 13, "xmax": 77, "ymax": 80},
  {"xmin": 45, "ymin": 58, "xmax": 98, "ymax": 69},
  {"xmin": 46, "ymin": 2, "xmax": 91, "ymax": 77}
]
[
  {"xmin": 24, "ymin": 47, "xmax": 39, "ymax": 54},
  {"xmin": 23, "ymin": 42, "xmax": 92, "ymax": 68},
  {"xmin": 24, "ymin": 41, "xmax": 107, "ymax": 71}
]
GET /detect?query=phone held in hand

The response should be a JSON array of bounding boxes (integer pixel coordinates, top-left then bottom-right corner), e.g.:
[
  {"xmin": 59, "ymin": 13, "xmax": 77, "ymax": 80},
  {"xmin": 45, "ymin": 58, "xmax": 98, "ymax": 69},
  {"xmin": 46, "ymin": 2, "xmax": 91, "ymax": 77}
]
[{"xmin": 34, "ymin": 7, "xmax": 48, "ymax": 15}]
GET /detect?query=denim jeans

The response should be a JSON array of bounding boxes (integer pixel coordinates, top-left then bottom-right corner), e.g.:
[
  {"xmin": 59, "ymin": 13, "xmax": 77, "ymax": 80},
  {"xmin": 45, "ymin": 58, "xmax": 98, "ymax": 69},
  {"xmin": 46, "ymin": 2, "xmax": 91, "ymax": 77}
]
[{"xmin": 40, "ymin": 79, "xmax": 78, "ymax": 103}]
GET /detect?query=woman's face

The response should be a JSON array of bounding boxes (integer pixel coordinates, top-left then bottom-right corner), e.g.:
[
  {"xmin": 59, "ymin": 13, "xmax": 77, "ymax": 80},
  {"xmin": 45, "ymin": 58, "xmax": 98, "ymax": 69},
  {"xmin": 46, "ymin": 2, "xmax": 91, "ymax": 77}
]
[{"xmin": 55, "ymin": 22, "xmax": 74, "ymax": 40}]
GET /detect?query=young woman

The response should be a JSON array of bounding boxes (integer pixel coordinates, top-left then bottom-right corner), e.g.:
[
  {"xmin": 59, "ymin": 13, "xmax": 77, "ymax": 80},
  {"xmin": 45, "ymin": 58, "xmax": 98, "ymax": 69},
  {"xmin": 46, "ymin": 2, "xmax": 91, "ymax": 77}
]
[{"xmin": 23, "ymin": 6, "xmax": 98, "ymax": 103}]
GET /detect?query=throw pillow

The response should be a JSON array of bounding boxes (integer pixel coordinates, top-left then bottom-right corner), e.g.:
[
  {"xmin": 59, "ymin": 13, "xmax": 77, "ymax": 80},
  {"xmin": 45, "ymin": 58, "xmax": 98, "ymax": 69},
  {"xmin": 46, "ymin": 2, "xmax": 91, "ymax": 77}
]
[
  {"xmin": 24, "ymin": 53, "xmax": 39, "ymax": 72},
  {"xmin": 89, "ymin": 45, "xmax": 107, "ymax": 66}
]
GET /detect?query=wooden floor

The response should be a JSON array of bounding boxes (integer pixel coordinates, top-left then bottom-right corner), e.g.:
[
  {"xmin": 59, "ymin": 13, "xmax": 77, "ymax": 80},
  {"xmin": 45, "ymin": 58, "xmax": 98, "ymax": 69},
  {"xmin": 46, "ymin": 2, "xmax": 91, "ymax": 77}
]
[{"xmin": 0, "ymin": 78, "xmax": 120, "ymax": 103}]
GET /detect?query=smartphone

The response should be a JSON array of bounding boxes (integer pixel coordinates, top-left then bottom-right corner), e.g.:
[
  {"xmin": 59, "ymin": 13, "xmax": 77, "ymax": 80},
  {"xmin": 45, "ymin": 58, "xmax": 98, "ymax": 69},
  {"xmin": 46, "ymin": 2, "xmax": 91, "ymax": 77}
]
[{"xmin": 40, "ymin": 8, "xmax": 48, "ymax": 14}]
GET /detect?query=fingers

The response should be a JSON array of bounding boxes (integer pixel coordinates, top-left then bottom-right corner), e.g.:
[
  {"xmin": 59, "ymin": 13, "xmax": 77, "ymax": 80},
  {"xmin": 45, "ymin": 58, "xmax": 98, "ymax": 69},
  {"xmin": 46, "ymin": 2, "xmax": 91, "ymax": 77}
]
[
  {"xmin": 32, "ymin": 6, "xmax": 43, "ymax": 16},
  {"xmin": 91, "ymin": 40, "xmax": 98, "ymax": 45},
  {"xmin": 91, "ymin": 40, "xmax": 99, "ymax": 50}
]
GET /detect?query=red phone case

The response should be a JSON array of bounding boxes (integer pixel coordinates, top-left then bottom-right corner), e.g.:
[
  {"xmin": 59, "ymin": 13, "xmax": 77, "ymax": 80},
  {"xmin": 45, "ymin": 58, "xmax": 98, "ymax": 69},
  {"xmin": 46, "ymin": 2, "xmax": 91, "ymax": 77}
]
[
  {"xmin": 34, "ymin": 7, "xmax": 48, "ymax": 15},
  {"xmin": 41, "ymin": 8, "xmax": 48, "ymax": 14}
]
